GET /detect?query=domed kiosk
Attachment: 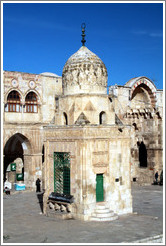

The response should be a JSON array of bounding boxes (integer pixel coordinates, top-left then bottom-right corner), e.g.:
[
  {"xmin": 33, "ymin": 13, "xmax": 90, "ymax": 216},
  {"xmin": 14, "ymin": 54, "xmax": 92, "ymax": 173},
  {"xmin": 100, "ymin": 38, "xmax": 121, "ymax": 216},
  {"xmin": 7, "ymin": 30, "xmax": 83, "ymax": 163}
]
[
  {"xmin": 55, "ymin": 29, "xmax": 114, "ymax": 126},
  {"xmin": 43, "ymin": 25, "xmax": 132, "ymax": 221}
]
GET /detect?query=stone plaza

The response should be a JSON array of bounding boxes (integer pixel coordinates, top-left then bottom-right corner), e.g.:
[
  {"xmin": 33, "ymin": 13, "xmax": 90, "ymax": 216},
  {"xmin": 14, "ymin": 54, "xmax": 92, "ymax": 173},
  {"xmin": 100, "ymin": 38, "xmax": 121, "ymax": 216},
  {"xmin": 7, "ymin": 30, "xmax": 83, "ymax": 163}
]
[{"xmin": 3, "ymin": 184, "xmax": 163, "ymax": 244}]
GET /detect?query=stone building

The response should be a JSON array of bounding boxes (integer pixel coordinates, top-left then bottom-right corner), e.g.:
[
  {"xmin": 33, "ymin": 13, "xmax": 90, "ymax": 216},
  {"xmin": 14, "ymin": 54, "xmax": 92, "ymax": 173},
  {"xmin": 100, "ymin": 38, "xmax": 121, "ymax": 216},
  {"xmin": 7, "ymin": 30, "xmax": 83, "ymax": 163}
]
[
  {"xmin": 3, "ymin": 28, "xmax": 163, "ymax": 221},
  {"xmin": 109, "ymin": 77, "xmax": 163, "ymax": 184},
  {"xmin": 3, "ymin": 71, "xmax": 62, "ymax": 189}
]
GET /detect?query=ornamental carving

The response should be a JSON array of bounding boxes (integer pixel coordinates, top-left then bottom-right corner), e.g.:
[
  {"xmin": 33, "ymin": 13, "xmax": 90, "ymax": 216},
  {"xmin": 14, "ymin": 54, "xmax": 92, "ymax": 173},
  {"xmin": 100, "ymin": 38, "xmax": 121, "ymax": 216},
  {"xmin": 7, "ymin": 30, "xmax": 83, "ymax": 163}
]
[
  {"xmin": 63, "ymin": 63, "xmax": 107, "ymax": 88},
  {"xmin": 62, "ymin": 46, "xmax": 108, "ymax": 91},
  {"xmin": 11, "ymin": 79, "xmax": 19, "ymax": 87}
]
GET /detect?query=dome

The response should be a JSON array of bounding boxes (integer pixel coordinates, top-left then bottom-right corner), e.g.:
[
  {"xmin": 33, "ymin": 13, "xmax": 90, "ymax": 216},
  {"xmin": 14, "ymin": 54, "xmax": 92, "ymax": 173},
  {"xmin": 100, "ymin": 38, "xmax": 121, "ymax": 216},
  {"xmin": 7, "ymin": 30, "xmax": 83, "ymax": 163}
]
[
  {"xmin": 62, "ymin": 46, "xmax": 108, "ymax": 95},
  {"xmin": 40, "ymin": 72, "xmax": 60, "ymax": 77}
]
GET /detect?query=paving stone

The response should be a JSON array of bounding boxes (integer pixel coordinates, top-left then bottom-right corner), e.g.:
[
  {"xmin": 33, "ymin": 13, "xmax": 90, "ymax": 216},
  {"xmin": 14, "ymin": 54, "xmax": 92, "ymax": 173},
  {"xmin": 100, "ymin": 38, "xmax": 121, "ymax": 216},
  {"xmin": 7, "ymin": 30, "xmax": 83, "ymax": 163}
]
[{"xmin": 3, "ymin": 184, "xmax": 163, "ymax": 243}]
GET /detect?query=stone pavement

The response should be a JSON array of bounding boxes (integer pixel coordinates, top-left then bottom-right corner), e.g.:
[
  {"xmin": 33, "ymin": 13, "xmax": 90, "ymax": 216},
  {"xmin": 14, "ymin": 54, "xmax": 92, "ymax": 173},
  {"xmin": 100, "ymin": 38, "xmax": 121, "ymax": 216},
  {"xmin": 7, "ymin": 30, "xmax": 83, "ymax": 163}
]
[{"xmin": 2, "ymin": 184, "xmax": 163, "ymax": 244}]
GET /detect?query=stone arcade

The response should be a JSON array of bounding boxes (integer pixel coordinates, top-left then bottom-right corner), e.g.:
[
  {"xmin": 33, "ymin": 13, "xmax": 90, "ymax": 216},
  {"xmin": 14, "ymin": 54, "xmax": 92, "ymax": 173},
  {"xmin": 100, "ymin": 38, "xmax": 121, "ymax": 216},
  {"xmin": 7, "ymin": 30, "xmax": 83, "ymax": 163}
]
[{"xmin": 3, "ymin": 27, "xmax": 163, "ymax": 221}]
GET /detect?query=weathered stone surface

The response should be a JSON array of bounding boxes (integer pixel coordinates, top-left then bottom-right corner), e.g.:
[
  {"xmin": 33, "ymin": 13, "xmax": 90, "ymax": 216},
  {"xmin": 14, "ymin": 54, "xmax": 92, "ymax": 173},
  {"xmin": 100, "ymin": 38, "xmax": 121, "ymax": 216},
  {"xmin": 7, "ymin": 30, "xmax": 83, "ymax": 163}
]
[
  {"xmin": 62, "ymin": 46, "xmax": 107, "ymax": 95},
  {"xmin": 3, "ymin": 46, "xmax": 162, "ymax": 222},
  {"xmin": 109, "ymin": 77, "xmax": 163, "ymax": 184}
]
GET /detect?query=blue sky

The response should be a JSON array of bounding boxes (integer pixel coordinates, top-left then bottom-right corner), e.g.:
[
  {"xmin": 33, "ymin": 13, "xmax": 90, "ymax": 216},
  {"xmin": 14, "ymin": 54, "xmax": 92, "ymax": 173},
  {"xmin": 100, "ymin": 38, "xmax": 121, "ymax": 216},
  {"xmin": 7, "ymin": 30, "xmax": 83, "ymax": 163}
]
[{"xmin": 3, "ymin": 2, "xmax": 163, "ymax": 89}]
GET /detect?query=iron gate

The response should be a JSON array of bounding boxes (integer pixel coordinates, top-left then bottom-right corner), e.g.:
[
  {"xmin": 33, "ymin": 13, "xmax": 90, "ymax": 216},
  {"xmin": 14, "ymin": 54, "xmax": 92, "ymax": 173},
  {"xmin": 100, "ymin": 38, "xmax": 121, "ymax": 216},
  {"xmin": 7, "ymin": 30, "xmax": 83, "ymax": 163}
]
[{"xmin": 54, "ymin": 152, "xmax": 70, "ymax": 195}]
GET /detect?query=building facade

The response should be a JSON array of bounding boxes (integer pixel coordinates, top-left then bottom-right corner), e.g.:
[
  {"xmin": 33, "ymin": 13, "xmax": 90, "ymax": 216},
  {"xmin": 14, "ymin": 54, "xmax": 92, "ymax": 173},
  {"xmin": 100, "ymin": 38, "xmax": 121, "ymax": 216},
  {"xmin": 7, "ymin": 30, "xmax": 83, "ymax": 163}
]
[{"xmin": 109, "ymin": 77, "xmax": 163, "ymax": 184}]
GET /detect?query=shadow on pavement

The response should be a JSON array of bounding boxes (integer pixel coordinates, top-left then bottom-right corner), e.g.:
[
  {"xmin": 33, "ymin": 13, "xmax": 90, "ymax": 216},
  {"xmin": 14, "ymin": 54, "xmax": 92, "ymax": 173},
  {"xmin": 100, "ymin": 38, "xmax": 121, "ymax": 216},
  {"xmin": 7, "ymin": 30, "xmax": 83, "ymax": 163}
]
[{"xmin": 36, "ymin": 192, "xmax": 44, "ymax": 213}]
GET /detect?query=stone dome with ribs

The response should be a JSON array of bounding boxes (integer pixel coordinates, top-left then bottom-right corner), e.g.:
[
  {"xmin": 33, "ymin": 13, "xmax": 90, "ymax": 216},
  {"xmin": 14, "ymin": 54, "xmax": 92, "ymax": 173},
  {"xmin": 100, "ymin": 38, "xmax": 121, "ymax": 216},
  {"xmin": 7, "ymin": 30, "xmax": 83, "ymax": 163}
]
[{"xmin": 62, "ymin": 46, "xmax": 108, "ymax": 95}]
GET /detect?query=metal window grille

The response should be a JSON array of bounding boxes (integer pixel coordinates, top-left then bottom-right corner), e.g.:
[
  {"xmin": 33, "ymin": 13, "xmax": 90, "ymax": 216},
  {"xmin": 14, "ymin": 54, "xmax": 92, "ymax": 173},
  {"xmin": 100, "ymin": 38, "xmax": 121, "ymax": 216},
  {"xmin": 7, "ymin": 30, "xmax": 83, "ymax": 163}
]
[
  {"xmin": 54, "ymin": 152, "xmax": 70, "ymax": 195},
  {"xmin": 25, "ymin": 92, "xmax": 38, "ymax": 113}
]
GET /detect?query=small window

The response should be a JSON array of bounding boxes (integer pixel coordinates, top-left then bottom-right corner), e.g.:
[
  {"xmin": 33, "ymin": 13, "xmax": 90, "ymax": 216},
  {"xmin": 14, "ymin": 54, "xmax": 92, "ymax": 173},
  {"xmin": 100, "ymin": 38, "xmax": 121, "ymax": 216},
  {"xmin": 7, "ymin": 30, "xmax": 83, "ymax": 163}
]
[
  {"xmin": 55, "ymin": 97, "xmax": 59, "ymax": 110},
  {"xmin": 25, "ymin": 92, "xmax": 38, "ymax": 113},
  {"xmin": 133, "ymin": 123, "xmax": 138, "ymax": 130},
  {"xmin": 6, "ymin": 90, "xmax": 21, "ymax": 112},
  {"xmin": 99, "ymin": 111, "xmax": 106, "ymax": 124},
  {"xmin": 63, "ymin": 112, "xmax": 68, "ymax": 125}
]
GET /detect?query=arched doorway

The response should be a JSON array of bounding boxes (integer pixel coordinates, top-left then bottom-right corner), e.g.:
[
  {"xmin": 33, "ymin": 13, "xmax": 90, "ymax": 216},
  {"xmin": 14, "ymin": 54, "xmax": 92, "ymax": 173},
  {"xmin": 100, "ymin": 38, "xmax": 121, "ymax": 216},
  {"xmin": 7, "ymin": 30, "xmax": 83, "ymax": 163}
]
[
  {"xmin": 138, "ymin": 141, "xmax": 147, "ymax": 167},
  {"xmin": 4, "ymin": 133, "xmax": 32, "ymax": 187}
]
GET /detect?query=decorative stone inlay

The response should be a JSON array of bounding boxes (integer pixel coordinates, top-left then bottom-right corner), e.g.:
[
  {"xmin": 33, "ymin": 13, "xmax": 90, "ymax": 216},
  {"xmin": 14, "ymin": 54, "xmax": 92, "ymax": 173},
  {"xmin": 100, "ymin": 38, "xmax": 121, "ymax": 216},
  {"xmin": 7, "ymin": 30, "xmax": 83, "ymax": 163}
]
[
  {"xmin": 75, "ymin": 112, "xmax": 90, "ymax": 125},
  {"xmin": 11, "ymin": 79, "xmax": 18, "ymax": 87},
  {"xmin": 29, "ymin": 80, "xmax": 36, "ymax": 89},
  {"xmin": 130, "ymin": 78, "xmax": 157, "ymax": 107}
]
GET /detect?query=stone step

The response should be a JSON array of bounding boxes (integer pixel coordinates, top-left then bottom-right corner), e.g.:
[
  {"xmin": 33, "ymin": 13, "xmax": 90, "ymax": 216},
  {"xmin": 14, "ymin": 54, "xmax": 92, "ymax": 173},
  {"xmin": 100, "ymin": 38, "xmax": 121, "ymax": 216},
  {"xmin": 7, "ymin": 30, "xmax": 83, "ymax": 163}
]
[
  {"xmin": 92, "ymin": 211, "xmax": 115, "ymax": 218},
  {"xmin": 95, "ymin": 204, "xmax": 108, "ymax": 210},
  {"xmin": 95, "ymin": 208, "xmax": 110, "ymax": 213},
  {"xmin": 90, "ymin": 203, "xmax": 118, "ymax": 222},
  {"xmin": 90, "ymin": 214, "xmax": 118, "ymax": 222},
  {"xmin": 96, "ymin": 202, "xmax": 106, "ymax": 206}
]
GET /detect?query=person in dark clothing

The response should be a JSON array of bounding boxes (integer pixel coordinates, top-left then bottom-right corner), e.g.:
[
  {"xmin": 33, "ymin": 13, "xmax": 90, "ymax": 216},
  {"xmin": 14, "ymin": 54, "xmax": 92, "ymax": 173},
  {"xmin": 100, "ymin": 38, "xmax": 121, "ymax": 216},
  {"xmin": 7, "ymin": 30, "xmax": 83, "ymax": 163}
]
[
  {"xmin": 4, "ymin": 186, "xmax": 10, "ymax": 195},
  {"xmin": 155, "ymin": 171, "xmax": 159, "ymax": 183},
  {"xmin": 36, "ymin": 178, "xmax": 41, "ymax": 192}
]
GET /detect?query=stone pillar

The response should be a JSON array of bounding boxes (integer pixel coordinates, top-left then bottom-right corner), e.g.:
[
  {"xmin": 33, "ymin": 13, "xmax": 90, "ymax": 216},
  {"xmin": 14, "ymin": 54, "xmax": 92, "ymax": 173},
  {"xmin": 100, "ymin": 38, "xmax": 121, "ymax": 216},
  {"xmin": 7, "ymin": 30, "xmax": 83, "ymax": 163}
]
[
  {"xmin": 24, "ymin": 154, "xmax": 33, "ymax": 189},
  {"xmin": 24, "ymin": 153, "xmax": 42, "ymax": 190}
]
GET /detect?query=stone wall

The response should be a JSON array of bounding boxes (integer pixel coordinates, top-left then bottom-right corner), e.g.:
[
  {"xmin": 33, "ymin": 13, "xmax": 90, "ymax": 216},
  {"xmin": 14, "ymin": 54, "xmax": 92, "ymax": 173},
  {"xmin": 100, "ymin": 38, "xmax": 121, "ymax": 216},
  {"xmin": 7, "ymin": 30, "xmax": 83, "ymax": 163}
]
[
  {"xmin": 55, "ymin": 94, "xmax": 115, "ymax": 125},
  {"xmin": 109, "ymin": 77, "xmax": 163, "ymax": 184},
  {"xmin": 3, "ymin": 124, "xmax": 43, "ymax": 189},
  {"xmin": 43, "ymin": 125, "xmax": 132, "ymax": 220},
  {"xmin": 3, "ymin": 71, "xmax": 62, "ymax": 124}
]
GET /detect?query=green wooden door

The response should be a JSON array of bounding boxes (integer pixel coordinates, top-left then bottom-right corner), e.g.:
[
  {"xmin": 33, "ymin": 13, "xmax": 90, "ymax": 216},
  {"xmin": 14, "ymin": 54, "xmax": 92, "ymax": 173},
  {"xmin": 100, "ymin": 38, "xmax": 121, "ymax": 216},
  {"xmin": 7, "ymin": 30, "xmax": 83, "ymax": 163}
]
[{"xmin": 96, "ymin": 174, "xmax": 104, "ymax": 202}]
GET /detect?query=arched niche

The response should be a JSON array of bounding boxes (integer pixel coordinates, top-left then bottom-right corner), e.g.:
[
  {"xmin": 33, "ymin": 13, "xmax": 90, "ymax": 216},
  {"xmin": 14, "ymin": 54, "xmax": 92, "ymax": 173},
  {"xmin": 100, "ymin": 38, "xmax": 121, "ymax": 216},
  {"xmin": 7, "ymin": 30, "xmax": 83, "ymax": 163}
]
[
  {"xmin": 99, "ymin": 111, "xmax": 106, "ymax": 125},
  {"xmin": 63, "ymin": 112, "xmax": 68, "ymax": 125},
  {"xmin": 137, "ymin": 141, "xmax": 147, "ymax": 168},
  {"xmin": 130, "ymin": 78, "xmax": 157, "ymax": 108}
]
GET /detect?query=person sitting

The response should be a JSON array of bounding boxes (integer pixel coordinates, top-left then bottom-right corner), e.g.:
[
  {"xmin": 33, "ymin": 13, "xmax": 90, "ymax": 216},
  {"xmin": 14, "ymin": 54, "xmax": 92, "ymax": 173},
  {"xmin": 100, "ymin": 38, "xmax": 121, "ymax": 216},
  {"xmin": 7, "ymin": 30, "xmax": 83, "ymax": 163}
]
[{"xmin": 4, "ymin": 186, "xmax": 10, "ymax": 195}]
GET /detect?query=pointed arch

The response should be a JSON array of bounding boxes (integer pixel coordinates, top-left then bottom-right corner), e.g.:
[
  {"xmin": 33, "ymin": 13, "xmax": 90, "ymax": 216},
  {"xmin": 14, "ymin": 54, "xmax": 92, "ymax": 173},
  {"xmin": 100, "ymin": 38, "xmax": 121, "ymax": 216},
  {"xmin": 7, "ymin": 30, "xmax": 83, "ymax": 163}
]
[
  {"xmin": 24, "ymin": 89, "xmax": 41, "ymax": 102},
  {"xmin": 129, "ymin": 77, "xmax": 157, "ymax": 107},
  {"xmin": 3, "ymin": 133, "xmax": 32, "ymax": 184},
  {"xmin": 25, "ymin": 91, "xmax": 38, "ymax": 113},
  {"xmin": 5, "ymin": 90, "xmax": 22, "ymax": 112},
  {"xmin": 4, "ymin": 88, "xmax": 23, "ymax": 104}
]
